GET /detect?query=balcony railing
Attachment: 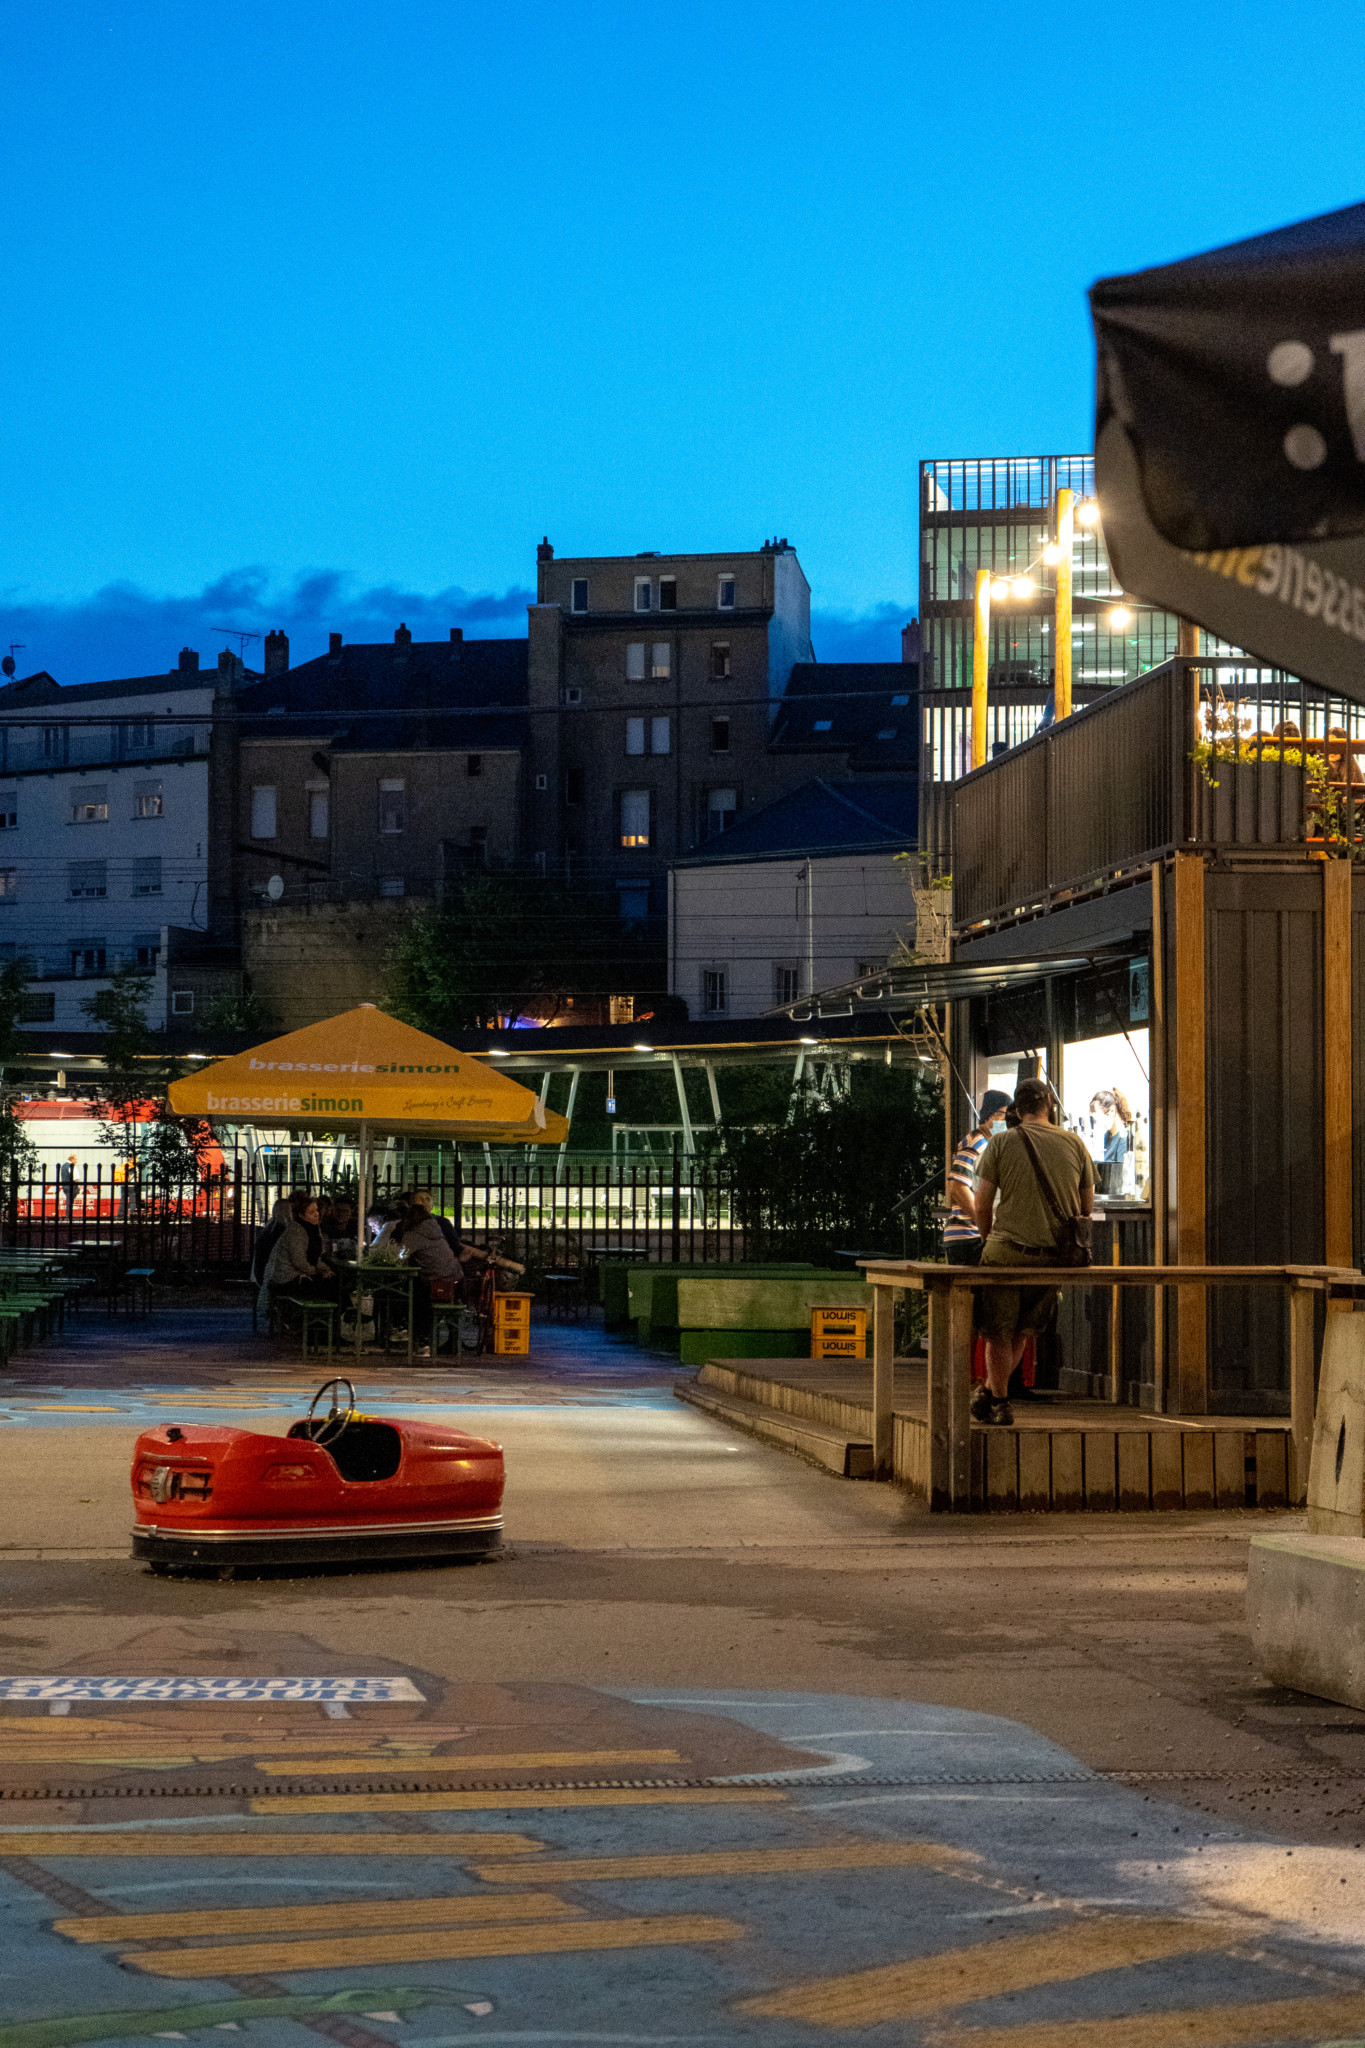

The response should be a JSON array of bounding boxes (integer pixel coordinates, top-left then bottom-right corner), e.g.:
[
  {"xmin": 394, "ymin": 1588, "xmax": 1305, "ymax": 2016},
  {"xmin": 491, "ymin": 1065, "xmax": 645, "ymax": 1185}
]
[{"xmin": 953, "ymin": 658, "xmax": 1365, "ymax": 931}]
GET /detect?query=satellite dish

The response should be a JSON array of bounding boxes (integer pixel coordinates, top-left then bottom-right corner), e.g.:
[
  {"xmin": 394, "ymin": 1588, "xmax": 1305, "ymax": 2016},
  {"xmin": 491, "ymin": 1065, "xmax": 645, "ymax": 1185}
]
[
  {"xmin": 266, "ymin": 874, "xmax": 285, "ymax": 902},
  {"xmin": 1, "ymin": 658, "xmax": 14, "ymax": 678}
]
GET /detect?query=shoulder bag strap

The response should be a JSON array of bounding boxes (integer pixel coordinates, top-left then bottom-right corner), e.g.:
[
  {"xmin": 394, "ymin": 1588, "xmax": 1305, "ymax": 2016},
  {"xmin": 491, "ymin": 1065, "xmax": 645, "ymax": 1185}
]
[{"xmin": 1015, "ymin": 1125, "xmax": 1077, "ymax": 1231}]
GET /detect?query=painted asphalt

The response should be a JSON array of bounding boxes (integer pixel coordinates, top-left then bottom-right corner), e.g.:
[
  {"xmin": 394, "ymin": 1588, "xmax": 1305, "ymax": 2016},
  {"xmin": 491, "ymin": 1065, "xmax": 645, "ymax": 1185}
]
[{"xmin": 2, "ymin": 1688, "xmax": 1365, "ymax": 2048}]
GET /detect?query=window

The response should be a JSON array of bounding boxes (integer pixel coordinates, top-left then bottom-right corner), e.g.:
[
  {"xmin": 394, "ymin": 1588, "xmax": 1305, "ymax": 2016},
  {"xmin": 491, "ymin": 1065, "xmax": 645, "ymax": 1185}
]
[
  {"xmin": 856, "ymin": 959, "xmax": 880, "ymax": 979},
  {"xmin": 466, "ymin": 754, "xmax": 482, "ymax": 777},
  {"xmin": 564, "ymin": 767, "xmax": 584, "ymax": 805},
  {"xmin": 618, "ymin": 883, "xmax": 650, "ymax": 927},
  {"xmin": 134, "ymin": 933, "xmax": 160, "ymax": 968},
  {"xmin": 571, "ymin": 577, "xmax": 589, "ymax": 613},
  {"xmin": 250, "ymin": 785, "xmax": 277, "ymax": 839},
  {"xmin": 774, "ymin": 963, "xmax": 801, "ymax": 1006},
  {"xmin": 711, "ymin": 644, "xmax": 731, "ymax": 680},
  {"xmin": 71, "ymin": 941, "xmax": 107, "ymax": 976},
  {"xmin": 20, "ymin": 991, "xmax": 54, "ymax": 1023},
  {"xmin": 876, "ymin": 727, "xmax": 898, "ymax": 740},
  {"xmin": 43, "ymin": 726, "xmax": 67, "ymax": 763},
  {"xmin": 892, "ymin": 693, "xmax": 910, "ymax": 706},
  {"xmin": 717, "ymin": 575, "xmax": 735, "ymax": 610},
  {"xmin": 0, "ymin": 792, "xmax": 16, "ymax": 829},
  {"xmin": 132, "ymin": 857, "xmax": 162, "ymax": 896},
  {"xmin": 707, "ymin": 786, "xmax": 737, "ymax": 837},
  {"xmin": 469, "ymin": 825, "xmax": 487, "ymax": 847},
  {"xmin": 120, "ymin": 720, "xmax": 154, "ymax": 754},
  {"xmin": 634, "ymin": 577, "xmax": 653, "ymax": 612},
  {"xmin": 68, "ymin": 861, "xmax": 107, "ymax": 899},
  {"xmin": 70, "ymin": 786, "xmax": 108, "ymax": 824},
  {"xmin": 171, "ymin": 990, "xmax": 194, "ymax": 1015},
  {"xmin": 134, "ymin": 780, "xmax": 163, "ymax": 819},
  {"xmin": 626, "ymin": 642, "xmax": 646, "ymax": 682},
  {"xmin": 627, "ymin": 716, "xmax": 669, "ymax": 756},
  {"xmin": 626, "ymin": 717, "xmax": 646, "ymax": 757},
  {"xmin": 650, "ymin": 715, "xmax": 670, "ymax": 755},
  {"xmin": 307, "ymin": 785, "xmax": 329, "ymax": 838},
  {"xmin": 658, "ymin": 576, "xmax": 676, "ymax": 611},
  {"xmin": 378, "ymin": 777, "xmax": 406, "ymax": 835},
  {"xmin": 0, "ymin": 869, "xmax": 16, "ymax": 902},
  {"xmin": 534, "ymin": 772, "xmax": 548, "ymax": 791},
  {"xmin": 378, "ymin": 876, "xmax": 406, "ymax": 897},
  {"xmin": 620, "ymin": 789, "xmax": 650, "ymax": 847},
  {"xmin": 563, "ymin": 684, "xmax": 583, "ymax": 706},
  {"xmin": 711, "ymin": 717, "xmax": 730, "ymax": 752},
  {"xmin": 813, "ymin": 718, "xmax": 832, "ymax": 732},
  {"xmin": 651, "ymin": 641, "xmax": 671, "ymax": 679},
  {"xmin": 702, "ymin": 968, "xmax": 729, "ymax": 1015}
]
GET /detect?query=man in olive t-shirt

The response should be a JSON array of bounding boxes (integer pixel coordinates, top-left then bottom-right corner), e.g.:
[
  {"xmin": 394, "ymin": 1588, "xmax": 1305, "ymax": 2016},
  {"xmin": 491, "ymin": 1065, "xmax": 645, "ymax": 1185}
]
[{"xmin": 970, "ymin": 1077, "xmax": 1094, "ymax": 1423}]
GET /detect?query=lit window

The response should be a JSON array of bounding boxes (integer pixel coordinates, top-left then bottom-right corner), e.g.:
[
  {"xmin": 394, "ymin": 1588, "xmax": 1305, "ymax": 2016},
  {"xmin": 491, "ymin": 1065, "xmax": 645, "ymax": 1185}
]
[
  {"xmin": 717, "ymin": 576, "xmax": 735, "ymax": 610},
  {"xmin": 625, "ymin": 717, "xmax": 645, "ymax": 756},
  {"xmin": 658, "ymin": 577, "xmax": 677, "ymax": 611},
  {"xmin": 307, "ymin": 785, "xmax": 329, "ymax": 838},
  {"xmin": 707, "ymin": 787, "xmax": 737, "ymax": 837},
  {"xmin": 620, "ymin": 789, "xmax": 650, "ymax": 847},
  {"xmin": 132, "ymin": 857, "xmax": 162, "ymax": 896},
  {"xmin": 711, "ymin": 717, "xmax": 730, "ymax": 753},
  {"xmin": 171, "ymin": 989, "xmax": 194, "ymax": 1015},
  {"xmin": 702, "ymin": 968, "xmax": 728, "ymax": 1015},
  {"xmin": 134, "ymin": 780, "xmax": 163, "ymax": 818},
  {"xmin": 650, "ymin": 716, "xmax": 670, "ymax": 756},
  {"xmin": 571, "ymin": 577, "xmax": 589, "ymax": 613},
  {"xmin": 71, "ymin": 786, "xmax": 108, "ymax": 824},
  {"xmin": 378, "ymin": 777, "xmax": 406, "ymax": 835},
  {"xmin": 892, "ymin": 693, "xmax": 910, "ymax": 706},
  {"xmin": 626, "ymin": 643, "xmax": 646, "ymax": 682},
  {"xmin": 250, "ymin": 786, "xmax": 277, "ymax": 839},
  {"xmin": 711, "ymin": 644, "xmax": 730, "ymax": 679},
  {"xmin": 813, "ymin": 719, "xmax": 832, "ymax": 732},
  {"xmin": 651, "ymin": 642, "xmax": 671, "ymax": 679},
  {"xmin": 68, "ymin": 861, "xmax": 107, "ymax": 899},
  {"xmin": 634, "ymin": 577, "xmax": 653, "ymax": 612}
]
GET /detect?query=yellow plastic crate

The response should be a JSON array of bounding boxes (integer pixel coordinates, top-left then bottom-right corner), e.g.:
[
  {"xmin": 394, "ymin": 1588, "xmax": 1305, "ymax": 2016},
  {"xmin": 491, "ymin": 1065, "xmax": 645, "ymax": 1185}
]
[
  {"xmin": 493, "ymin": 1324, "xmax": 530, "ymax": 1355},
  {"xmin": 811, "ymin": 1304, "xmax": 868, "ymax": 1359},
  {"xmin": 813, "ymin": 1333, "xmax": 863, "ymax": 1358}
]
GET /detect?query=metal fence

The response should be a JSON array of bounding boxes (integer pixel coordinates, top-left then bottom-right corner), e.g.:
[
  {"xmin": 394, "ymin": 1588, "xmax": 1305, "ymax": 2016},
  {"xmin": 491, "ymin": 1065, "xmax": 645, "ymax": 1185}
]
[{"xmin": 952, "ymin": 657, "xmax": 1365, "ymax": 929}]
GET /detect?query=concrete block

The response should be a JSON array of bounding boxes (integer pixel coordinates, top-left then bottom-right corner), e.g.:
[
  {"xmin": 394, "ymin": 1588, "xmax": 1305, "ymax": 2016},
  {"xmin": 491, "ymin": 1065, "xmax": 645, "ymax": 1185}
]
[{"xmin": 1248, "ymin": 1533, "xmax": 1365, "ymax": 1708}]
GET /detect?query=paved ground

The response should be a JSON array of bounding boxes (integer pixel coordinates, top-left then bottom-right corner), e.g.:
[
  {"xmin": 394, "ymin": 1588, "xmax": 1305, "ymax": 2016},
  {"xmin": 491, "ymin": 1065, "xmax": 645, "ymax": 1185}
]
[{"xmin": 1, "ymin": 1305, "xmax": 1364, "ymax": 2046}]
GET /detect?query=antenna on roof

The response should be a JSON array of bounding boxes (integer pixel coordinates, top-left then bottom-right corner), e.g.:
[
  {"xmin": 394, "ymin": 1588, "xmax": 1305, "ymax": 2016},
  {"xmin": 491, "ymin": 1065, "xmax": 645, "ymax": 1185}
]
[
  {"xmin": 2, "ymin": 644, "xmax": 24, "ymax": 679},
  {"xmin": 209, "ymin": 627, "xmax": 263, "ymax": 660}
]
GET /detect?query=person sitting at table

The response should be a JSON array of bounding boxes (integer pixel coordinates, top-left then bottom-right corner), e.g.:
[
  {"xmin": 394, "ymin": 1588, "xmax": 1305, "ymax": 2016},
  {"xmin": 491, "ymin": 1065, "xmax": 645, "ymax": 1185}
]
[
  {"xmin": 251, "ymin": 1196, "xmax": 295, "ymax": 1288},
  {"xmin": 397, "ymin": 1191, "xmax": 459, "ymax": 1358},
  {"xmin": 324, "ymin": 1198, "xmax": 356, "ymax": 1256},
  {"xmin": 260, "ymin": 1191, "xmax": 338, "ymax": 1323}
]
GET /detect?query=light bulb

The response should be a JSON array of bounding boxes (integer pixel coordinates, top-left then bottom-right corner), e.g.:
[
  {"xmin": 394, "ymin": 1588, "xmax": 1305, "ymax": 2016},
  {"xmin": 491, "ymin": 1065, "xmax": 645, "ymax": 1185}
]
[
  {"xmin": 990, "ymin": 579, "xmax": 1012, "ymax": 601},
  {"xmin": 1042, "ymin": 542, "xmax": 1061, "ymax": 565},
  {"xmin": 1109, "ymin": 605, "xmax": 1132, "ymax": 629},
  {"xmin": 1012, "ymin": 577, "xmax": 1036, "ymax": 600},
  {"xmin": 1077, "ymin": 499, "xmax": 1101, "ymax": 527}
]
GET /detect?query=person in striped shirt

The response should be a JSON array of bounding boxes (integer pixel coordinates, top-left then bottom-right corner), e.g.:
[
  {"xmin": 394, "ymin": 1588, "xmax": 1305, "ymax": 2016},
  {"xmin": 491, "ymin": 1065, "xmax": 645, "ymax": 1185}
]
[{"xmin": 942, "ymin": 1090, "xmax": 1011, "ymax": 1266}]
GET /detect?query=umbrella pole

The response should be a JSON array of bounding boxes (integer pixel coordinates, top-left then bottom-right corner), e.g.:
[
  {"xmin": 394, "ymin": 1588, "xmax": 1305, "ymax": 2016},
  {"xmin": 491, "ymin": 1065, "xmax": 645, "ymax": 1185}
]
[{"xmin": 354, "ymin": 1120, "xmax": 368, "ymax": 1362}]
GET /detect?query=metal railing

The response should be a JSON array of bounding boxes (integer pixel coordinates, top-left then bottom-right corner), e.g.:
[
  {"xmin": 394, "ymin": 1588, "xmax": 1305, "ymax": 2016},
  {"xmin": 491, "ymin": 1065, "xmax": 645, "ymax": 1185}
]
[{"xmin": 952, "ymin": 657, "xmax": 1365, "ymax": 930}]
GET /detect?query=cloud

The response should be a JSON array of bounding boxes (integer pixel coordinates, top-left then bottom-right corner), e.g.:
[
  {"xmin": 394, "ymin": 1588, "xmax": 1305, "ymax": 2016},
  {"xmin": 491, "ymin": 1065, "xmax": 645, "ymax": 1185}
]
[
  {"xmin": 0, "ymin": 569, "xmax": 535, "ymax": 687},
  {"xmin": 811, "ymin": 601, "xmax": 915, "ymax": 664}
]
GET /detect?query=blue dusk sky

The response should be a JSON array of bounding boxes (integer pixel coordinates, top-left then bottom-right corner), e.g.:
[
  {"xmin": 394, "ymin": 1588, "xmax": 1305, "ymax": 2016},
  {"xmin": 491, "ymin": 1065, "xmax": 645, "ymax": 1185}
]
[{"xmin": 2, "ymin": 0, "xmax": 1362, "ymax": 681}]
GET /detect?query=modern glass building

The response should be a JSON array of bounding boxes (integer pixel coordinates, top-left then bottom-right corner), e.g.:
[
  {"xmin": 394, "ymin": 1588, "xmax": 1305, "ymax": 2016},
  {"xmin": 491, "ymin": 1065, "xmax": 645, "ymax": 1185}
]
[{"xmin": 917, "ymin": 452, "xmax": 1242, "ymax": 861}]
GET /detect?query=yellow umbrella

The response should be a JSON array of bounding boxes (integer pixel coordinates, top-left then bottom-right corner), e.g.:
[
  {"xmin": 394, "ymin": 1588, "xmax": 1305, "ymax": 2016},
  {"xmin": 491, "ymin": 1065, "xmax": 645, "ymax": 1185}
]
[{"xmin": 170, "ymin": 1007, "xmax": 568, "ymax": 1259}]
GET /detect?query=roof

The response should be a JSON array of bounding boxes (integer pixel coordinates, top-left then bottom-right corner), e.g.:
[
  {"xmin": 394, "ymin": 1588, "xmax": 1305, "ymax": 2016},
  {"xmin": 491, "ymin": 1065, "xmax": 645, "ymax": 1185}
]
[
  {"xmin": 0, "ymin": 668, "xmax": 217, "ymax": 710},
  {"xmin": 236, "ymin": 637, "xmax": 529, "ymax": 750},
  {"xmin": 770, "ymin": 662, "xmax": 918, "ymax": 769},
  {"xmin": 679, "ymin": 776, "xmax": 918, "ymax": 866}
]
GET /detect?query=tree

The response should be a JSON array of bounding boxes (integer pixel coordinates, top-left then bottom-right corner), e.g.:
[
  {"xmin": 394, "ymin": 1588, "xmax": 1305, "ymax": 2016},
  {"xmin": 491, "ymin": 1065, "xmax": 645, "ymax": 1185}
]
[
  {"xmin": 0, "ymin": 958, "xmax": 39, "ymax": 1177},
  {"xmin": 80, "ymin": 966, "xmax": 209, "ymax": 1182},
  {"xmin": 196, "ymin": 988, "xmax": 280, "ymax": 1038}
]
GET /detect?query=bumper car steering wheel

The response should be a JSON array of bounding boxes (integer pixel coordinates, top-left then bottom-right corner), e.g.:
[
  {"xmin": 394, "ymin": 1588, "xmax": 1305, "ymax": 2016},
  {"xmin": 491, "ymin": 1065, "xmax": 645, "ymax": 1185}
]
[{"xmin": 305, "ymin": 1377, "xmax": 357, "ymax": 1446}]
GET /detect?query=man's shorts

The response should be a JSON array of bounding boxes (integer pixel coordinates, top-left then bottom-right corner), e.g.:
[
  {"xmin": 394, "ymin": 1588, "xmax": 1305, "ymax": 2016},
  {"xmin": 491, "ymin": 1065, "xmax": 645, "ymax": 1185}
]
[{"xmin": 974, "ymin": 1238, "xmax": 1059, "ymax": 1338}]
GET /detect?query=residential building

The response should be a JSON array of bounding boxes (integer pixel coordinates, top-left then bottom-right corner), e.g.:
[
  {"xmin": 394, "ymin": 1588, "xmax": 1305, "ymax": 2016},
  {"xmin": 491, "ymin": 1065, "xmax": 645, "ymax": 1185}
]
[
  {"xmin": 669, "ymin": 778, "xmax": 919, "ymax": 1021},
  {"xmin": 0, "ymin": 653, "xmax": 223, "ymax": 1033}
]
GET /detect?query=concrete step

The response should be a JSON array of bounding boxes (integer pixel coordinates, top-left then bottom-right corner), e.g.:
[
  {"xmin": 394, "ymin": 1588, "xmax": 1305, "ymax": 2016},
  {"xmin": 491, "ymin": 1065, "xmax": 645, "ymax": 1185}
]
[{"xmin": 675, "ymin": 1377, "xmax": 874, "ymax": 1479}]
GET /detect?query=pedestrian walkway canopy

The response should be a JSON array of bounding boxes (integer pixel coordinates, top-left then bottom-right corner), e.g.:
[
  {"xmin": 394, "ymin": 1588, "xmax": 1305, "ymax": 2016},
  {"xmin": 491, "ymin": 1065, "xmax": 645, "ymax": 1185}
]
[{"xmin": 168, "ymin": 1004, "xmax": 570, "ymax": 1144}]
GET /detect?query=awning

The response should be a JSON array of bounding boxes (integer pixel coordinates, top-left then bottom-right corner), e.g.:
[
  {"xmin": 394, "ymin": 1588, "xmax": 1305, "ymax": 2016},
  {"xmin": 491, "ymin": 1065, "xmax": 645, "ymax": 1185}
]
[{"xmin": 777, "ymin": 954, "xmax": 1126, "ymax": 1023}]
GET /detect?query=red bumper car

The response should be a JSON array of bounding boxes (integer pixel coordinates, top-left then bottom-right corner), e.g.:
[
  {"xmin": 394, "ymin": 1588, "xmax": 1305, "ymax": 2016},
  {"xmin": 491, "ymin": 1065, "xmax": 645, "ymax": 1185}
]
[{"xmin": 130, "ymin": 1379, "xmax": 504, "ymax": 1573}]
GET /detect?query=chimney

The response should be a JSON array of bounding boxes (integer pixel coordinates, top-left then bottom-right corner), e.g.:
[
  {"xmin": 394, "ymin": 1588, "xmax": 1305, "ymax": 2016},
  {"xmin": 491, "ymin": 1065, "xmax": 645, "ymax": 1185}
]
[
  {"xmin": 537, "ymin": 537, "xmax": 554, "ymax": 563},
  {"xmin": 329, "ymin": 632, "xmax": 343, "ymax": 656},
  {"xmin": 177, "ymin": 647, "xmax": 199, "ymax": 674},
  {"xmin": 394, "ymin": 623, "xmax": 412, "ymax": 650},
  {"xmin": 901, "ymin": 619, "xmax": 921, "ymax": 664},
  {"xmin": 216, "ymin": 649, "xmax": 243, "ymax": 687},
  {"xmin": 449, "ymin": 627, "xmax": 463, "ymax": 644},
  {"xmin": 263, "ymin": 629, "xmax": 289, "ymax": 677}
]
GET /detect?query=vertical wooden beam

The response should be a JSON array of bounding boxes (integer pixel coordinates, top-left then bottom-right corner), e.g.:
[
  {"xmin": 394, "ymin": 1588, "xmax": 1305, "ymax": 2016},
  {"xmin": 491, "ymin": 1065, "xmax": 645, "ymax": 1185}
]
[
  {"xmin": 1109, "ymin": 1226, "xmax": 1122, "ymax": 1404},
  {"xmin": 872, "ymin": 1281, "xmax": 895, "ymax": 1480},
  {"xmin": 1324, "ymin": 858, "xmax": 1353, "ymax": 1270},
  {"xmin": 1288, "ymin": 1281, "xmax": 1316, "ymax": 1505},
  {"xmin": 928, "ymin": 1278, "xmax": 973, "ymax": 1510},
  {"xmin": 1173, "ymin": 850, "xmax": 1207, "ymax": 1414},
  {"xmin": 1150, "ymin": 862, "xmax": 1167, "ymax": 1412}
]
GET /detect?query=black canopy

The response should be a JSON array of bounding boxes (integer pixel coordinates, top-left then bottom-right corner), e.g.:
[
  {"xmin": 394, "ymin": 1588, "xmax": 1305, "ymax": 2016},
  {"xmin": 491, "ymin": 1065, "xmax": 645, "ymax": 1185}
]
[{"xmin": 1092, "ymin": 201, "xmax": 1365, "ymax": 698}]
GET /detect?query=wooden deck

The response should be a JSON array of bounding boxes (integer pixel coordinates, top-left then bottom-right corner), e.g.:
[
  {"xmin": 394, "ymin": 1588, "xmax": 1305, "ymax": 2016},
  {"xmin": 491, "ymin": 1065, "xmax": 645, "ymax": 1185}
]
[{"xmin": 680, "ymin": 1357, "xmax": 1292, "ymax": 1512}]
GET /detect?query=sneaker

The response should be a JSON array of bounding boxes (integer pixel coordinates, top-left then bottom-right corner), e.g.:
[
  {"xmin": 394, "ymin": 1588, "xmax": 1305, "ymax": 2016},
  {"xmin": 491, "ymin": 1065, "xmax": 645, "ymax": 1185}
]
[
  {"xmin": 969, "ymin": 1382, "xmax": 993, "ymax": 1422},
  {"xmin": 989, "ymin": 1398, "xmax": 1014, "ymax": 1426}
]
